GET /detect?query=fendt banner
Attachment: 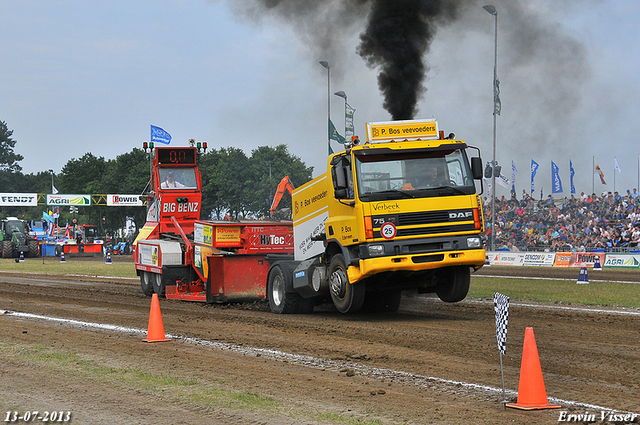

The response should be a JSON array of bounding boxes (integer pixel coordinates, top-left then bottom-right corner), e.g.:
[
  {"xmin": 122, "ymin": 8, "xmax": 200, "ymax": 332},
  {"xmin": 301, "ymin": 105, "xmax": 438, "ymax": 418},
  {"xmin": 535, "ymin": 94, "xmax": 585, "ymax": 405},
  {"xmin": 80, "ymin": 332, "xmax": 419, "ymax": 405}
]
[{"xmin": 0, "ymin": 193, "xmax": 38, "ymax": 206}]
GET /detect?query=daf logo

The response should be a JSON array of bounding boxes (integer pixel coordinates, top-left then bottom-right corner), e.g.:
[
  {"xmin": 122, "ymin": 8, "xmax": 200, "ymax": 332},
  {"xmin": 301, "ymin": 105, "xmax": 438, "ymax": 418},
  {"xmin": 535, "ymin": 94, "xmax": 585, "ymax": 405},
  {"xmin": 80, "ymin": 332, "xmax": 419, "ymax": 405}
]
[{"xmin": 449, "ymin": 211, "xmax": 473, "ymax": 219}]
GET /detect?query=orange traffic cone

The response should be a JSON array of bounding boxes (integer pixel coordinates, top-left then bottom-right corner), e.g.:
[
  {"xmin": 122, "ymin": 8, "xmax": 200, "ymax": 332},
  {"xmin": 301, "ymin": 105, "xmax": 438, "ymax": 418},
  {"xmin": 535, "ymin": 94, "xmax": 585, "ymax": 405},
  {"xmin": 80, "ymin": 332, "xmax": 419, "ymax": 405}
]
[
  {"xmin": 143, "ymin": 293, "xmax": 170, "ymax": 343},
  {"xmin": 506, "ymin": 327, "xmax": 561, "ymax": 410}
]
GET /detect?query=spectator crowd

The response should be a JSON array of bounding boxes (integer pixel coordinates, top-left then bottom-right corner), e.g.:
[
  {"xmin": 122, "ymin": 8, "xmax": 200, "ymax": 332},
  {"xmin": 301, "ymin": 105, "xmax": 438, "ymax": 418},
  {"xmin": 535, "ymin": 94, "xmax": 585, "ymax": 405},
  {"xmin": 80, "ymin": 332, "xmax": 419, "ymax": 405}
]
[{"xmin": 482, "ymin": 188, "xmax": 640, "ymax": 252}]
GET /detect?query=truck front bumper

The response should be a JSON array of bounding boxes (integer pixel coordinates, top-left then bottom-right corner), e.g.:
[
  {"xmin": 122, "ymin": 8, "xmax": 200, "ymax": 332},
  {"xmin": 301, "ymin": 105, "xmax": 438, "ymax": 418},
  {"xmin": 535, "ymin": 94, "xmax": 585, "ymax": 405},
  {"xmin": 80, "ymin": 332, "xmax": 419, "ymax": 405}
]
[{"xmin": 347, "ymin": 248, "xmax": 486, "ymax": 284}]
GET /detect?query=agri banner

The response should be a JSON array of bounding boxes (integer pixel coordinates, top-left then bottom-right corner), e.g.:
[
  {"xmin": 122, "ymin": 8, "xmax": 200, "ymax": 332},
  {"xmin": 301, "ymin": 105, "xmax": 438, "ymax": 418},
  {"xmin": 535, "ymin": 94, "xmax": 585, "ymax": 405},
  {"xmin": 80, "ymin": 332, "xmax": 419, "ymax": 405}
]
[
  {"xmin": 487, "ymin": 252, "xmax": 525, "ymax": 266},
  {"xmin": 574, "ymin": 252, "xmax": 605, "ymax": 268},
  {"xmin": 106, "ymin": 194, "xmax": 144, "ymax": 207},
  {"xmin": 602, "ymin": 253, "xmax": 640, "ymax": 269},
  {"xmin": 46, "ymin": 194, "xmax": 92, "ymax": 206},
  {"xmin": 0, "ymin": 193, "xmax": 38, "ymax": 206},
  {"xmin": 522, "ymin": 252, "xmax": 556, "ymax": 267}
]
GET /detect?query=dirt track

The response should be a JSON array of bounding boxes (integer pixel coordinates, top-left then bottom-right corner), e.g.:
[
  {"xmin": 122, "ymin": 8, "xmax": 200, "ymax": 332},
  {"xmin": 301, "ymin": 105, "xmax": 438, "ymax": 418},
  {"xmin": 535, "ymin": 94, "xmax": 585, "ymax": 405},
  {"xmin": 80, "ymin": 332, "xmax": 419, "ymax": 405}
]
[{"xmin": 0, "ymin": 263, "xmax": 639, "ymax": 424}]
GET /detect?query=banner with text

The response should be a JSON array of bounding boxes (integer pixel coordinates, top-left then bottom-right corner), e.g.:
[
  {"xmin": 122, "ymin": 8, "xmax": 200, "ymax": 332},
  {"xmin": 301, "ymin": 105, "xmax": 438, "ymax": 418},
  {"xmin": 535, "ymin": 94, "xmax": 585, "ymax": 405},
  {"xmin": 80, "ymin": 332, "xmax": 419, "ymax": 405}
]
[
  {"xmin": 0, "ymin": 193, "xmax": 38, "ymax": 206},
  {"xmin": 46, "ymin": 194, "xmax": 92, "ymax": 206},
  {"xmin": 106, "ymin": 194, "xmax": 144, "ymax": 207}
]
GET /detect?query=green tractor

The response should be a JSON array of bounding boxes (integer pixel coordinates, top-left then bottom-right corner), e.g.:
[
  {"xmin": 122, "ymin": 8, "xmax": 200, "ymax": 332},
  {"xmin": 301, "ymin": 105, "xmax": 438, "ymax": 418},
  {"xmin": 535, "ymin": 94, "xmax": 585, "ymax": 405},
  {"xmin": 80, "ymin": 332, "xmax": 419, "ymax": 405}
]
[{"xmin": 1, "ymin": 217, "xmax": 39, "ymax": 258}]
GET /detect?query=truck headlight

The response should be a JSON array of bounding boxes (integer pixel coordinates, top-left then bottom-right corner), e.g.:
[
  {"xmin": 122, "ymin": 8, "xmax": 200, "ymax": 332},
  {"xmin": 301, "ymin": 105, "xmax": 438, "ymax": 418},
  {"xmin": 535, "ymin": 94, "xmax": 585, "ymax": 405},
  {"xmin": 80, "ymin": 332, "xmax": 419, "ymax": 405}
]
[
  {"xmin": 368, "ymin": 244, "xmax": 385, "ymax": 256},
  {"xmin": 467, "ymin": 237, "xmax": 482, "ymax": 248}
]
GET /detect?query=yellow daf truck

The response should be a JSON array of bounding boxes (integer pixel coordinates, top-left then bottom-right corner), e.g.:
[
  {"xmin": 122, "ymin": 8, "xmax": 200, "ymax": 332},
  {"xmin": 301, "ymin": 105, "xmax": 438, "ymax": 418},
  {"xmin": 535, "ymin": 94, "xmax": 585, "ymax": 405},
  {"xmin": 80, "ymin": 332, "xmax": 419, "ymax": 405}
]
[{"xmin": 266, "ymin": 118, "xmax": 486, "ymax": 314}]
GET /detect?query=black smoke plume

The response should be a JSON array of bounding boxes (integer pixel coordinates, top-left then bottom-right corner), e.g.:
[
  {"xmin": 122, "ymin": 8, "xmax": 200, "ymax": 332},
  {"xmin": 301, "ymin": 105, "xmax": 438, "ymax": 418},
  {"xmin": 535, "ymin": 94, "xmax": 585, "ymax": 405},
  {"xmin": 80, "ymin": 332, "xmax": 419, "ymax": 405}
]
[
  {"xmin": 229, "ymin": 0, "xmax": 590, "ymax": 135},
  {"xmin": 357, "ymin": 1, "xmax": 458, "ymax": 120},
  {"xmin": 231, "ymin": 0, "xmax": 463, "ymax": 120}
]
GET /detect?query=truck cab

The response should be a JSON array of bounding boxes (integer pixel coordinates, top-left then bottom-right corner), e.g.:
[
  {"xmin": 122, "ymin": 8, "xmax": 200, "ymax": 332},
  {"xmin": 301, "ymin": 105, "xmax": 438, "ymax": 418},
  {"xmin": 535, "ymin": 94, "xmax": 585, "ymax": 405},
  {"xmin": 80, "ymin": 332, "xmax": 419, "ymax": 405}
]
[{"xmin": 281, "ymin": 119, "xmax": 486, "ymax": 313}]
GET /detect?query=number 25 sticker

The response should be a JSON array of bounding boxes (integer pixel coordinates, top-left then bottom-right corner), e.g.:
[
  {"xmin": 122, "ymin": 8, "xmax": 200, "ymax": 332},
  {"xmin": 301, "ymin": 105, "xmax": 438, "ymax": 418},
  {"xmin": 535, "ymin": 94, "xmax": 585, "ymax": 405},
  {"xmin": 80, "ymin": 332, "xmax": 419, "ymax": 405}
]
[{"xmin": 380, "ymin": 222, "xmax": 397, "ymax": 240}]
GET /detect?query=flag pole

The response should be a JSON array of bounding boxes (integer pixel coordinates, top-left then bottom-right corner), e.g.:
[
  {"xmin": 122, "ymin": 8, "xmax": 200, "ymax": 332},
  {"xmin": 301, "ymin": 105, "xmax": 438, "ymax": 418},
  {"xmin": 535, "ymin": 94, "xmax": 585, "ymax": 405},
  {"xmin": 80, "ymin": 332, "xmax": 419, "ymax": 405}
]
[
  {"xmin": 500, "ymin": 353, "xmax": 506, "ymax": 410},
  {"xmin": 592, "ymin": 156, "xmax": 595, "ymax": 195}
]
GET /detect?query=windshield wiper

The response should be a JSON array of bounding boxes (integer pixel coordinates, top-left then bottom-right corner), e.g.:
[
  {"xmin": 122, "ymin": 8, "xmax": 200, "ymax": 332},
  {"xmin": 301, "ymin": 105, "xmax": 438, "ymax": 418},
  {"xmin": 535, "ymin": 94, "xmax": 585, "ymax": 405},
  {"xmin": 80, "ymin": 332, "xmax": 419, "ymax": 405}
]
[
  {"xmin": 368, "ymin": 189, "xmax": 417, "ymax": 199},
  {"xmin": 429, "ymin": 185, "xmax": 468, "ymax": 195}
]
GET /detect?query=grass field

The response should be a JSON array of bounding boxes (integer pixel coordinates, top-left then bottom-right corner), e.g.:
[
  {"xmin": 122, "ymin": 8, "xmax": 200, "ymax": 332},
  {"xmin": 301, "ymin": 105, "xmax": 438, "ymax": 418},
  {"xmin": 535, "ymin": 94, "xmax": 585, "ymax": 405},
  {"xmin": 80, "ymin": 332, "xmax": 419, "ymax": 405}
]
[
  {"xmin": 1, "ymin": 258, "xmax": 638, "ymax": 309},
  {"xmin": 0, "ymin": 258, "xmax": 137, "ymax": 278},
  {"xmin": 469, "ymin": 276, "xmax": 640, "ymax": 308}
]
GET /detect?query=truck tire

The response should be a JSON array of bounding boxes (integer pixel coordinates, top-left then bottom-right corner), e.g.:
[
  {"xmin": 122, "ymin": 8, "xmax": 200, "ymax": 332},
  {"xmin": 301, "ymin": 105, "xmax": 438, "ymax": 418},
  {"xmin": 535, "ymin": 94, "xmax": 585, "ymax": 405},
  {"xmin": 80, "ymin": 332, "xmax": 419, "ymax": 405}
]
[
  {"xmin": 2, "ymin": 240, "xmax": 12, "ymax": 258},
  {"xmin": 28, "ymin": 239, "xmax": 39, "ymax": 257},
  {"xmin": 140, "ymin": 272, "xmax": 154, "ymax": 296},
  {"xmin": 152, "ymin": 273, "xmax": 165, "ymax": 297},
  {"xmin": 329, "ymin": 254, "xmax": 365, "ymax": 314},
  {"xmin": 267, "ymin": 264, "xmax": 301, "ymax": 314},
  {"xmin": 436, "ymin": 266, "xmax": 470, "ymax": 303}
]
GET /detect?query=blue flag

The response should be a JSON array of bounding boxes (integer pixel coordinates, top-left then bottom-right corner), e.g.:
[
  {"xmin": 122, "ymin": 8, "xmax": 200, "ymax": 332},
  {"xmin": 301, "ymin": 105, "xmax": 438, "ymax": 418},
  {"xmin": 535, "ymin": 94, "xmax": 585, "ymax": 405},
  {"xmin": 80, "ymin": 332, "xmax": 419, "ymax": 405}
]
[
  {"xmin": 530, "ymin": 160, "xmax": 539, "ymax": 194},
  {"xmin": 570, "ymin": 160, "xmax": 576, "ymax": 194},
  {"xmin": 42, "ymin": 211, "xmax": 54, "ymax": 223},
  {"xmin": 151, "ymin": 125, "xmax": 172, "ymax": 145},
  {"xmin": 551, "ymin": 161, "xmax": 563, "ymax": 194}
]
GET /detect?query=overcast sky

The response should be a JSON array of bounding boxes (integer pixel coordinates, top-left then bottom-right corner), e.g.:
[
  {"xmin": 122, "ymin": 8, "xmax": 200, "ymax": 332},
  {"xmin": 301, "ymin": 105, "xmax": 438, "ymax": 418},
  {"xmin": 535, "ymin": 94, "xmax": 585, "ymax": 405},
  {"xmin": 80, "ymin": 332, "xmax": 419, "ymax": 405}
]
[{"xmin": 1, "ymin": 0, "xmax": 639, "ymax": 198}]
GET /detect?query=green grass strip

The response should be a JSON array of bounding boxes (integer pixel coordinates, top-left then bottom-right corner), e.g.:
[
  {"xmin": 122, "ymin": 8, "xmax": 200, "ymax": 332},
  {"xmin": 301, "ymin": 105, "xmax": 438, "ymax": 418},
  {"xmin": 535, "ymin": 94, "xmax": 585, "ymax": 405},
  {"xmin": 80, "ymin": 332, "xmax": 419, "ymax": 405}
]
[
  {"xmin": 0, "ymin": 258, "xmax": 137, "ymax": 278},
  {"xmin": 470, "ymin": 276, "xmax": 640, "ymax": 308}
]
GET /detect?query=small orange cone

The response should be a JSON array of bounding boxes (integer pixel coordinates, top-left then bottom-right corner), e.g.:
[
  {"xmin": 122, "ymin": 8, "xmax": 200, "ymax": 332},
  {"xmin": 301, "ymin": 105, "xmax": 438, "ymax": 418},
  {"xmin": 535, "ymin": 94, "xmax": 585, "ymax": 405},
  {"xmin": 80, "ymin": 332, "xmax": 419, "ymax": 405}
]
[
  {"xmin": 506, "ymin": 327, "xmax": 561, "ymax": 410},
  {"xmin": 143, "ymin": 293, "xmax": 170, "ymax": 343}
]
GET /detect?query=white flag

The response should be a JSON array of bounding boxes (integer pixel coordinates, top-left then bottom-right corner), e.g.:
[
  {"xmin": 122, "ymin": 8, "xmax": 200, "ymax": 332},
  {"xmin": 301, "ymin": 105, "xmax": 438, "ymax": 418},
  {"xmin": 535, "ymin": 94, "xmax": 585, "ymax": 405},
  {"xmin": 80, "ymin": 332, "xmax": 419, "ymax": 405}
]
[
  {"xmin": 52, "ymin": 185, "xmax": 59, "ymax": 194},
  {"xmin": 614, "ymin": 157, "xmax": 622, "ymax": 173},
  {"xmin": 496, "ymin": 173, "xmax": 510, "ymax": 189}
]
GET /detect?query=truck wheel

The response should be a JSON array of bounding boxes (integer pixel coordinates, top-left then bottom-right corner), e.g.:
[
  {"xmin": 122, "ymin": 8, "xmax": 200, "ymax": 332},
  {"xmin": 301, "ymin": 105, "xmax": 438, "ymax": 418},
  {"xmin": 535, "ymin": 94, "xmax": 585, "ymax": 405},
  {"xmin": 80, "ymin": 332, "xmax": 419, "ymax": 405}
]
[
  {"xmin": 436, "ymin": 266, "xmax": 470, "ymax": 303},
  {"xmin": 2, "ymin": 240, "xmax": 12, "ymax": 258},
  {"xmin": 140, "ymin": 272, "xmax": 154, "ymax": 296},
  {"xmin": 152, "ymin": 273, "xmax": 165, "ymax": 297},
  {"xmin": 267, "ymin": 264, "xmax": 300, "ymax": 314},
  {"xmin": 329, "ymin": 254, "xmax": 365, "ymax": 313},
  {"xmin": 28, "ymin": 239, "xmax": 39, "ymax": 257}
]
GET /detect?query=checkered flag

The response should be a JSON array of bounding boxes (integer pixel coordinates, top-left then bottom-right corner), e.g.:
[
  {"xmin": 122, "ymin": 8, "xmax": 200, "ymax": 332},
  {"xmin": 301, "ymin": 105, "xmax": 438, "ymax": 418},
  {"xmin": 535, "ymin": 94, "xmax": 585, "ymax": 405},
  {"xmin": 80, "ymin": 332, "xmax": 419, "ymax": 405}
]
[{"xmin": 494, "ymin": 292, "xmax": 510, "ymax": 355}]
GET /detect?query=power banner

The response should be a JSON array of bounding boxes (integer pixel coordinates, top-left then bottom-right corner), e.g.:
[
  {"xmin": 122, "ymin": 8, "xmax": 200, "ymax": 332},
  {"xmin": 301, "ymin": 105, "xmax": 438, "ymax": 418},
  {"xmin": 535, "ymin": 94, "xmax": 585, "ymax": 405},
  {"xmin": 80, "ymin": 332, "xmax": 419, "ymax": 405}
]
[
  {"xmin": 574, "ymin": 252, "xmax": 606, "ymax": 268},
  {"xmin": 106, "ymin": 195, "xmax": 143, "ymax": 207}
]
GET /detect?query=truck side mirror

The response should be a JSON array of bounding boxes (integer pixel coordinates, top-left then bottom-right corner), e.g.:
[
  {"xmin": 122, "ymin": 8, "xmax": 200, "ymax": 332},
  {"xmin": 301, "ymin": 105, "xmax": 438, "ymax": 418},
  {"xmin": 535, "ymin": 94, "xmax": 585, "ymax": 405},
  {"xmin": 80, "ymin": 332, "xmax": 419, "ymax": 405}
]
[
  {"xmin": 333, "ymin": 165, "xmax": 349, "ymax": 199},
  {"xmin": 332, "ymin": 165, "xmax": 347, "ymax": 190},
  {"xmin": 471, "ymin": 157, "xmax": 483, "ymax": 180}
]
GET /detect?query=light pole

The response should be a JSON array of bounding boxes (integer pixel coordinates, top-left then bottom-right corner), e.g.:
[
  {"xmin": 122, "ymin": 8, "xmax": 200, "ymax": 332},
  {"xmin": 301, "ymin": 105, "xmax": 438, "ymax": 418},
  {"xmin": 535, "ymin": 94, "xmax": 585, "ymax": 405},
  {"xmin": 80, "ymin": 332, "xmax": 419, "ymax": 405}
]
[
  {"xmin": 48, "ymin": 169, "xmax": 57, "ymax": 228},
  {"xmin": 319, "ymin": 61, "xmax": 331, "ymax": 155},
  {"xmin": 48, "ymin": 169, "xmax": 54, "ymax": 193},
  {"xmin": 334, "ymin": 90, "xmax": 347, "ymax": 141},
  {"xmin": 484, "ymin": 4, "xmax": 498, "ymax": 252}
]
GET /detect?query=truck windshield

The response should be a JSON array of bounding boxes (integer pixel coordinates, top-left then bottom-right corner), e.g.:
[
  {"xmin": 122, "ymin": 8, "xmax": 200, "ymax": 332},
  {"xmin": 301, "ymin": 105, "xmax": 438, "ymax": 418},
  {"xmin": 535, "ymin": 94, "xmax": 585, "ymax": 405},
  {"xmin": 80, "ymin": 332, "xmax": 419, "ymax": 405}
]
[
  {"xmin": 159, "ymin": 167, "xmax": 198, "ymax": 190},
  {"xmin": 355, "ymin": 148, "xmax": 475, "ymax": 200}
]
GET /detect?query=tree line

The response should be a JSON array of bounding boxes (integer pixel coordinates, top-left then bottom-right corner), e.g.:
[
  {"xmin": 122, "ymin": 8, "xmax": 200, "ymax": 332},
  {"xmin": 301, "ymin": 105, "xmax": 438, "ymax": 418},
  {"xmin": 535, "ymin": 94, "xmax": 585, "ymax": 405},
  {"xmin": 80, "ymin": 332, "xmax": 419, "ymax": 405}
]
[{"xmin": 0, "ymin": 120, "xmax": 313, "ymax": 239}]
